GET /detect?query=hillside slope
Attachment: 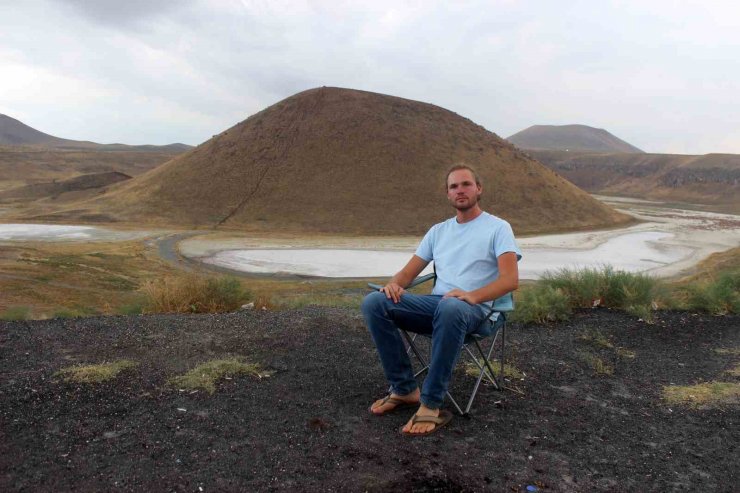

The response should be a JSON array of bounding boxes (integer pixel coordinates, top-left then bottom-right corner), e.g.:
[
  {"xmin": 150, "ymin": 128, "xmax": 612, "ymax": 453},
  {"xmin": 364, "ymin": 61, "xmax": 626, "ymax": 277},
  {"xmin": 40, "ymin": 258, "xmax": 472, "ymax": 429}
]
[
  {"xmin": 530, "ymin": 150, "xmax": 740, "ymax": 213},
  {"xmin": 0, "ymin": 171, "xmax": 131, "ymax": 203},
  {"xmin": 0, "ymin": 145, "xmax": 181, "ymax": 194},
  {"xmin": 508, "ymin": 124, "xmax": 644, "ymax": 153},
  {"xmin": 0, "ymin": 114, "xmax": 191, "ymax": 152},
  {"xmin": 45, "ymin": 88, "xmax": 631, "ymax": 235}
]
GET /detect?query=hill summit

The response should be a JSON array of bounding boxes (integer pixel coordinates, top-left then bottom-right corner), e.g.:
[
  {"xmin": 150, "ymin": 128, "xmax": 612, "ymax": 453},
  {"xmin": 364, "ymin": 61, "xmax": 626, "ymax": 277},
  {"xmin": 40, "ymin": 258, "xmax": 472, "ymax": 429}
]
[
  {"xmin": 507, "ymin": 124, "xmax": 644, "ymax": 153},
  {"xmin": 58, "ymin": 88, "xmax": 630, "ymax": 235}
]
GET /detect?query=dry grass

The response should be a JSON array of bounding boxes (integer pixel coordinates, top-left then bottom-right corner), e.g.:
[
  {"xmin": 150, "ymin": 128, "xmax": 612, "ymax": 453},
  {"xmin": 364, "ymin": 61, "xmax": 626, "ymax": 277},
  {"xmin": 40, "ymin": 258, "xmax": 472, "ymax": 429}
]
[
  {"xmin": 55, "ymin": 360, "xmax": 138, "ymax": 384},
  {"xmin": 675, "ymin": 247, "xmax": 740, "ymax": 285},
  {"xmin": 464, "ymin": 359, "xmax": 524, "ymax": 380},
  {"xmin": 616, "ymin": 347, "xmax": 637, "ymax": 359},
  {"xmin": 168, "ymin": 358, "xmax": 264, "ymax": 394},
  {"xmin": 663, "ymin": 382, "xmax": 740, "ymax": 407},
  {"xmin": 579, "ymin": 352, "xmax": 614, "ymax": 376},
  {"xmin": 724, "ymin": 364, "xmax": 740, "ymax": 378},
  {"xmin": 141, "ymin": 274, "xmax": 250, "ymax": 314},
  {"xmin": 578, "ymin": 329, "xmax": 614, "ymax": 350},
  {"xmin": 714, "ymin": 348, "xmax": 740, "ymax": 356},
  {"xmin": 0, "ymin": 240, "xmax": 178, "ymax": 318}
]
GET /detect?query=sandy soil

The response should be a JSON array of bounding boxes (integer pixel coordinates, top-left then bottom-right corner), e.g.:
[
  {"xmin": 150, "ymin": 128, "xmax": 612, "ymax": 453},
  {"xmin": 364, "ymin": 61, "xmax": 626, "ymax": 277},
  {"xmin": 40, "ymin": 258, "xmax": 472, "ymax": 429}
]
[{"xmin": 1, "ymin": 307, "xmax": 738, "ymax": 491}]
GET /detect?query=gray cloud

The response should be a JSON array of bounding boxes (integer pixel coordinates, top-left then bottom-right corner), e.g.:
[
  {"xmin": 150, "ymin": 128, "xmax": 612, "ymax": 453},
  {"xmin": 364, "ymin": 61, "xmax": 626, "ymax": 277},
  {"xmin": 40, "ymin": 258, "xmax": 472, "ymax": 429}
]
[
  {"xmin": 53, "ymin": 0, "xmax": 195, "ymax": 28},
  {"xmin": 1, "ymin": 0, "xmax": 738, "ymax": 152}
]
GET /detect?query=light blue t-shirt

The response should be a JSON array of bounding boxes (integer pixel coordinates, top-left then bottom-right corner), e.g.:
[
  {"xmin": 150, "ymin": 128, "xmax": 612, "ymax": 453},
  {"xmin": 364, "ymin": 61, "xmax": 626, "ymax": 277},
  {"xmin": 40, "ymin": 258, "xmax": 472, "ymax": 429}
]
[{"xmin": 414, "ymin": 211, "xmax": 522, "ymax": 316}]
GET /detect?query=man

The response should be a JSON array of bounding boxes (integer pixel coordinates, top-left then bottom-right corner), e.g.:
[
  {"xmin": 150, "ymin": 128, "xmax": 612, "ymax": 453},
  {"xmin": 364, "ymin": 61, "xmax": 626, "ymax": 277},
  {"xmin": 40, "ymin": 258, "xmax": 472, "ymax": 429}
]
[{"xmin": 361, "ymin": 164, "xmax": 521, "ymax": 436}]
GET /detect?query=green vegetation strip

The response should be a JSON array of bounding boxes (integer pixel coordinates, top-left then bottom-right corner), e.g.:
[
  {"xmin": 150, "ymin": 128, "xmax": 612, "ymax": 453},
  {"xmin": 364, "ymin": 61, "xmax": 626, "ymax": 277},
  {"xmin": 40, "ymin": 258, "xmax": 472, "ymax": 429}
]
[
  {"xmin": 56, "ymin": 360, "xmax": 138, "ymax": 384},
  {"xmin": 169, "ymin": 358, "xmax": 264, "ymax": 394},
  {"xmin": 0, "ymin": 306, "xmax": 31, "ymax": 321},
  {"xmin": 663, "ymin": 382, "xmax": 740, "ymax": 407}
]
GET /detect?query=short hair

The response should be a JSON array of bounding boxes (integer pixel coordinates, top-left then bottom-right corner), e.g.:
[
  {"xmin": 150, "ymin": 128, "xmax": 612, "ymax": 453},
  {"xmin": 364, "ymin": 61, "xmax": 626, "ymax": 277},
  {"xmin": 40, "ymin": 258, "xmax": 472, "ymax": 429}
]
[{"xmin": 445, "ymin": 164, "xmax": 481, "ymax": 189}]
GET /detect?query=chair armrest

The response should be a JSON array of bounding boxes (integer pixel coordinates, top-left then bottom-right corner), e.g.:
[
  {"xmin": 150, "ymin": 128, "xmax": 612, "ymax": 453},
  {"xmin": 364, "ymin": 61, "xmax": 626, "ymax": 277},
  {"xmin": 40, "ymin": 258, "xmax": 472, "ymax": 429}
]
[{"xmin": 367, "ymin": 272, "xmax": 436, "ymax": 291}]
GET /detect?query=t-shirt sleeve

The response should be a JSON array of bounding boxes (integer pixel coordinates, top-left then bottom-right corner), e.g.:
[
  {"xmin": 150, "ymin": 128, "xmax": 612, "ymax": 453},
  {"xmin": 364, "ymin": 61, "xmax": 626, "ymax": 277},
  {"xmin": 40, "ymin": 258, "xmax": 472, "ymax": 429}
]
[
  {"xmin": 493, "ymin": 221, "xmax": 522, "ymax": 261},
  {"xmin": 414, "ymin": 226, "xmax": 435, "ymax": 262}
]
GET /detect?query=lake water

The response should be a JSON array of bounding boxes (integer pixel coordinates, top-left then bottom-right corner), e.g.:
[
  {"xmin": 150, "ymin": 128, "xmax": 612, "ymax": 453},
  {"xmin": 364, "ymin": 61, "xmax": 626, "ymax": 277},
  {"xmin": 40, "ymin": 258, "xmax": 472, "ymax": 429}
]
[{"xmin": 202, "ymin": 231, "xmax": 693, "ymax": 280}]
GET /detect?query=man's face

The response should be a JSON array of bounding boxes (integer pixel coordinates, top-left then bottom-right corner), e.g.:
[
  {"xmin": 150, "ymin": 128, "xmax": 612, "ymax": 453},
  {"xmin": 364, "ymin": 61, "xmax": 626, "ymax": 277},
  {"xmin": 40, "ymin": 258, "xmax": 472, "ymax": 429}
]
[{"xmin": 446, "ymin": 169, "xmax": 482, "ymax": 211}]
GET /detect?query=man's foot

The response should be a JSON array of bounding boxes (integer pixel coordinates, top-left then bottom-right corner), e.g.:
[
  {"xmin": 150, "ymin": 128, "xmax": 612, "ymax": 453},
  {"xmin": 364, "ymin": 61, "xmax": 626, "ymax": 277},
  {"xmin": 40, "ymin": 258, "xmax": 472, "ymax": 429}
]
[
  {"xmin": 369, "ymin": 389, "xmax": 420, "ymax": 415},
  {"xmin": 401, "ymin": 404, "xmax": 445, "ymax": 434}
]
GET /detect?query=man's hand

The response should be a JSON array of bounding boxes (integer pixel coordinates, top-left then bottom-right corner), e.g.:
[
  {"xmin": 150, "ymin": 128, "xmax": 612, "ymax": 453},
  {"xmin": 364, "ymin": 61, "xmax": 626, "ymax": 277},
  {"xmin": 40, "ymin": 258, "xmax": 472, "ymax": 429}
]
[
  {"xmin": 380, "ymin": 282, "xmax": 405, "ymax": 304},
  {"xmin": 443, "ymin": 288, "xmax": 478, "ymax": 305}
]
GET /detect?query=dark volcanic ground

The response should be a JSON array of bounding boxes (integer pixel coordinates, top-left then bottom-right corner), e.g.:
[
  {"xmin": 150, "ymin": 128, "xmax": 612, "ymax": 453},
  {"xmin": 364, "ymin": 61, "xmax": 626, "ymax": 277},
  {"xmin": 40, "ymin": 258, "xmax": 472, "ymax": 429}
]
[{"xmin": 1, "ymin": 308, "xmax": 738, "ymax": 492}]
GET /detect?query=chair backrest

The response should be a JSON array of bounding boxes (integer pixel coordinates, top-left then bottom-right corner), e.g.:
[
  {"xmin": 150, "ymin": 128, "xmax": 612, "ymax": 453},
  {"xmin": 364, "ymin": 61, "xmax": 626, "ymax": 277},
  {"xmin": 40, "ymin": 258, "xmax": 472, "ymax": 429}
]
[{"xmin": 492, "ymin": 291, "xmax": 515, "ymax": 313}]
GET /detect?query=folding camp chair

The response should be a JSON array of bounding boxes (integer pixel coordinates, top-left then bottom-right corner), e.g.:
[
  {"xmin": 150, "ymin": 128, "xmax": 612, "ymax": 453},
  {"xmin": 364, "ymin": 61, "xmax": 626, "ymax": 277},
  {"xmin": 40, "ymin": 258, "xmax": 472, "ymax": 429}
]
[{"xmin": 368, "ymin": 272, "xmax": 512, "ymax": 416}]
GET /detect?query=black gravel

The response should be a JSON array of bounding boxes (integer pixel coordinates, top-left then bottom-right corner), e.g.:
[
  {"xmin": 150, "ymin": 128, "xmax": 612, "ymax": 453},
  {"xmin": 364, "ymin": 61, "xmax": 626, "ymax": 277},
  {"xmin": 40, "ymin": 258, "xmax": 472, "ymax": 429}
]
[{"xmin": 1, "ymin": 308, "xmax": 738, "ymax": 492}]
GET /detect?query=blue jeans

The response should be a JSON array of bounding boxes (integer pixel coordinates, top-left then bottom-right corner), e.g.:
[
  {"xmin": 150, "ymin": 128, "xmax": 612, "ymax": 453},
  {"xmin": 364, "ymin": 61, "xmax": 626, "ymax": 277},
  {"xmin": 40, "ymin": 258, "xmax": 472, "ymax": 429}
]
[{"xmin": 361, "ymin": 291, "xmax": 492, "ymax": 410}]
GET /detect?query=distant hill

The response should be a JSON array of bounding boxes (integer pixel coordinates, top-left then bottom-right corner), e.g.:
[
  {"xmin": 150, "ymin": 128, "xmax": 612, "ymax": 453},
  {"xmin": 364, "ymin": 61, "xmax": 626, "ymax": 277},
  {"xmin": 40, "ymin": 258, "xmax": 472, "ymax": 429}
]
[
  {"xmin": 507, "ymin": 124, "xmax": 644, "ymax": 153},
  {"xmin": 530, "ymin": 150, "xmax": 740, "ymax": 214},
  {"xmin": 0, "ymin": 113, "xmax": 191, "ymax": 152},
  {"xmin": 0, "ymin": 171, "xmax": 131, "ymax": 203},
  {"xmin": 33, "ymin": 87, "xmax": 631, "ymax": 235},
  {"xmin": 0, "ymin": 145, "xmax": 184, "ymax": 195}
]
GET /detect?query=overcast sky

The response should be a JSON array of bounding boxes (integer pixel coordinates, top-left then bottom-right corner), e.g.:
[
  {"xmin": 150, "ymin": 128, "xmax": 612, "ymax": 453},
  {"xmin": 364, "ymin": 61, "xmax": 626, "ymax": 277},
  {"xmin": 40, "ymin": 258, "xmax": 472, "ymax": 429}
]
[{"xmin": 1, "ymin": 0, "xmax": 738, "ymax": 154}]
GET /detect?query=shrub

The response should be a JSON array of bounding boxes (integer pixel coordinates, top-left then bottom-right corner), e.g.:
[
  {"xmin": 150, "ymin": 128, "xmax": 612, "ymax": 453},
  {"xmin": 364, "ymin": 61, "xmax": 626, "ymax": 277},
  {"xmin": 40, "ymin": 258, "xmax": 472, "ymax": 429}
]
[
  {"xmin": 0, "ymin": 306, "xmax": 32, "ymax": 321},
  {"xmin": 512, "ymin": 285, "xmax": 571, "ymax": 324},
  {"xmin": 530, "ymin": 266, "xmax": 663, "ymax": 322},
  {"xmin": 142, "ymin": 274, "xmax": 252, "ymax": 314},
  {"xmin": 685, "ymin": 271, "xmax": 740, "ymax": 315}
]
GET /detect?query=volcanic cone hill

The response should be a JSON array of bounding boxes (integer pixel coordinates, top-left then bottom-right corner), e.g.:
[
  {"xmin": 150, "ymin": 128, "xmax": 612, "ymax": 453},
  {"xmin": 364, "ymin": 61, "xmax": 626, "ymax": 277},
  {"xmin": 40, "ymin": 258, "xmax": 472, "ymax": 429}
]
[
  {"xmin": 54, "ymin": 88, "xmax": 631, "ymax": 235},
  {"xmin": 507, "ymin": 124, "xmax": 644, "ymax": 153}
]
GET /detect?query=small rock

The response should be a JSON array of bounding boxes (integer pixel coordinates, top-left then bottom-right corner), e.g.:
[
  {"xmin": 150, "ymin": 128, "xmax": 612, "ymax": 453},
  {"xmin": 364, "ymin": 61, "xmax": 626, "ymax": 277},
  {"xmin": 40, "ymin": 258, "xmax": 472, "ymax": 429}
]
[{"xmin": 241, "ymin": 302, "xmax": 255, "ymax": 310}]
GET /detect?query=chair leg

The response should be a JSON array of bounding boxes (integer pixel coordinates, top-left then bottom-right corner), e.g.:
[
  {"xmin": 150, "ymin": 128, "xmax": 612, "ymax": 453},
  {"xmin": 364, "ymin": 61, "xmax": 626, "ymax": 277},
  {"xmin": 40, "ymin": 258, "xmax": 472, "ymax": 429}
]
[
  {"xmin": 400, "ymin": 330, "xmax": 465, "ymax": 416},
  {"xmin": 500, "ymin": 321, "xmax": 506, "ymax": 384},
  {"xmin": 463, "ymin": 334, "xmax": 502, "ymax": 414}
]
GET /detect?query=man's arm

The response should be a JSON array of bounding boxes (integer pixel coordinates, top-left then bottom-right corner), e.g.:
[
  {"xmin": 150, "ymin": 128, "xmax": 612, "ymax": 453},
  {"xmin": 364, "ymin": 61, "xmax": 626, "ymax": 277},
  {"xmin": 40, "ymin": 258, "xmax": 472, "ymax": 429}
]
[
  {"xmin": 443, "ymin": 252, "xmax": 519, "ymax": 305},
  {"xmin": 380, "ymin": 255, "xmax": 429, "ymax": 303}
]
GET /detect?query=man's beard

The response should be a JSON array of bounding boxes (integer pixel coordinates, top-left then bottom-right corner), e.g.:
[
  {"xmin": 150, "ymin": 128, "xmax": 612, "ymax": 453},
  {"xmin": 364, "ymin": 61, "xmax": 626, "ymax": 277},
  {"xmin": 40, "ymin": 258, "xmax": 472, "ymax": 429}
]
[{"xmin": 451, "ymin": 195, "xmax": 479, "ymax": 211}]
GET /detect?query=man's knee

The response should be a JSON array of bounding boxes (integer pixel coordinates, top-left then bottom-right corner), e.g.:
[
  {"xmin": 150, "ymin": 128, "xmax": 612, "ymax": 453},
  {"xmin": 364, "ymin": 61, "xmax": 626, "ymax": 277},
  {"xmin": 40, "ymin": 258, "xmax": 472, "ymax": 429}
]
[
  {"xmin": 361, "ymin": 290, "xmax": 388, "ymax": 317},
  {"xmin": 435, "ymin": 296, "xmax": 468, "ymax": 316},
  {"xmin": 434, "ymin": 297, "xmax": 472, "ymax": 330}
]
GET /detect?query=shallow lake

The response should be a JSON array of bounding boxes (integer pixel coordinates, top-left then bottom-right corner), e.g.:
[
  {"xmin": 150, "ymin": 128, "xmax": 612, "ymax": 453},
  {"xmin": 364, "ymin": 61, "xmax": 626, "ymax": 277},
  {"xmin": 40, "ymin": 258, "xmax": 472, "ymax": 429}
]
[{"xmin": 202, "ymin": 231, "xmax": 693, "ymax": 280}]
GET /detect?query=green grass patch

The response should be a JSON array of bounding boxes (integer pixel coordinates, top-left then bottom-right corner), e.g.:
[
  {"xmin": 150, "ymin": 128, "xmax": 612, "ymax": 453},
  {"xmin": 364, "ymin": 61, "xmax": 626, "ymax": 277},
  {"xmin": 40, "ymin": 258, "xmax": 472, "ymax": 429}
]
[
  {"xmin": 663, "ymin": 382, "xmax": 740, "ymax": 407},
  {"xmin": 52, "ymin": 306, "xmax": 97, "ymax": 318},
  {"xmin": 0, "ymin": 306, "xmax": 32, "ymax": 321},
  {"xmin": 169, "ymin": 358, "xmax": 264, "ymax": 394},
  {"xmin": 683, "ymin": 271, "xmax": 740, "ymax": 315},
  {"xmin": 55, "ymin": 360, "xmax": 138, "ymax": 384},
  {"xmin": 117, "ymin": 297, "xmax": 147, "ymax": 315}
]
